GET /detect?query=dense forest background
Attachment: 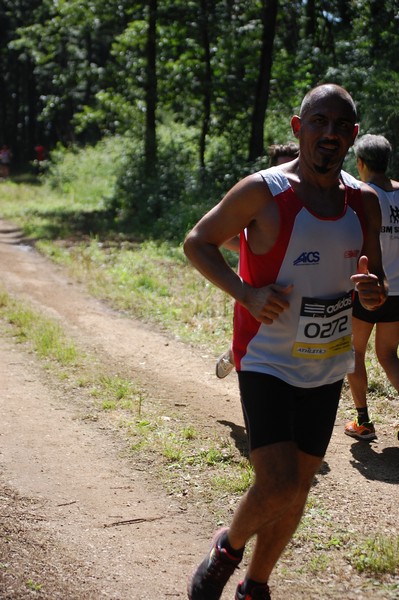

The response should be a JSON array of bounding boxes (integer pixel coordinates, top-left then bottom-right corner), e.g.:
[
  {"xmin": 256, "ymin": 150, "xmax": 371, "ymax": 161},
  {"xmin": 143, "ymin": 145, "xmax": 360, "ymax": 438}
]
[{"xmin": 1, "ymin": 0, "xmax": 399, "ymax": 239}]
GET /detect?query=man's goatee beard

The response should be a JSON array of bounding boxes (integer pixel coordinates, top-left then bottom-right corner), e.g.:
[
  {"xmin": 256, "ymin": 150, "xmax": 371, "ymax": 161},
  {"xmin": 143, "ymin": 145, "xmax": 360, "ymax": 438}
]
[{"xmin": 314, "ymin": 164, "xmax": 332, "ymax": 175}]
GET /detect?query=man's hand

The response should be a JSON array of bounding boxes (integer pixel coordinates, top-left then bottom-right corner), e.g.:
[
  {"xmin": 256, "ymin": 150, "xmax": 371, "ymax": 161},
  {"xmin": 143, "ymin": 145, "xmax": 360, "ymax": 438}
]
[
  {"xmin": 243, "ymin": 283, "xmax": 293, "ymax": 324},
  {"xmin": 351, "ymin": 255, "xmax": 386, "ymax": 310}
]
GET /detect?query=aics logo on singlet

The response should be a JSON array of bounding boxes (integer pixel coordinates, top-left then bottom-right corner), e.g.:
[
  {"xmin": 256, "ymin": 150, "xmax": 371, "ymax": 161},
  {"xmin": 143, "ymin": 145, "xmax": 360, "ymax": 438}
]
[{"xmin": 293, "ymin": 251, "xmax": 320, "ymax": 266}]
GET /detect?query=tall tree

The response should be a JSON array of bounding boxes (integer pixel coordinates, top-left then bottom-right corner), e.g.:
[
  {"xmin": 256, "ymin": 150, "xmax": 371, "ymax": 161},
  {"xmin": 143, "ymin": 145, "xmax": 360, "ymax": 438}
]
[
  {"xmin": 248, "ymin": 0, "xmax": 278, "ymax": 161},
  {"xmin": 198, "ymin": 0, "xmax": 212, "ymax": 169},
  {"xmin": 145, "ymin": 0, "xmax": 158, "ymax": 177}
]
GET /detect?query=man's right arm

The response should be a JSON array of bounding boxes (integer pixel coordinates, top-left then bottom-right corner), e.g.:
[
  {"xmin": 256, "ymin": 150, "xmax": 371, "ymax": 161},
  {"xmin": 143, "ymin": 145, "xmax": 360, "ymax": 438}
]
[{"xmin": 183, "ymin": 175, "xmax": 293, "ymax": 323}]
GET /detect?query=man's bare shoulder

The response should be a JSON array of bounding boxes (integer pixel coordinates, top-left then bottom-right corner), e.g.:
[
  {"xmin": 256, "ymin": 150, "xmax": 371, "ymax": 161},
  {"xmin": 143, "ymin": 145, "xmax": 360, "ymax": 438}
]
[
  {"xmin": 359, "ymin": 181, "xmax": 381, "ymax": 200},
  {"xmin": 225, "ymin": 171, "xmax": 274, "ymax": 202}
]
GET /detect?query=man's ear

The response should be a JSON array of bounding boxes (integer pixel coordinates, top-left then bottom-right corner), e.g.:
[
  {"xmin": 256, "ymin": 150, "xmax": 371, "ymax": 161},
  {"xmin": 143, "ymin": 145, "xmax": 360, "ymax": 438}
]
[
  {"xmin": 356, "ymin": 156, "xmax": 365, "ymax": 175},
  {"xmin": 291, "ymin": 115, "xmax": 301, "ymax": 139}
]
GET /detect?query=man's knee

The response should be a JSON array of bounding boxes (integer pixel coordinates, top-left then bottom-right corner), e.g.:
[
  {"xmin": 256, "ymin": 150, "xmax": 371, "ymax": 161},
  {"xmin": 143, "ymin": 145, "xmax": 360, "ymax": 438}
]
[{"xmin": 249, "ymin": 471, "xmax": 301, "ymax": 516}]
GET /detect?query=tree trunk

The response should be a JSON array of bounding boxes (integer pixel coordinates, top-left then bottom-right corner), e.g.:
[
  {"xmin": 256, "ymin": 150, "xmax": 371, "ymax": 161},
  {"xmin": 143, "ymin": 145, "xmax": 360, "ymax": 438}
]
[
  {"xmin": 248, "ymin": 0, "xmax": 278, "ymax": 162},
  {"xmin": 145, "ymin": 0, "xmax": 158, "ymax": 177},
  {"xmin": 305, "ymin": 0, "xmax": 316, "ymax": 40},
  {"xmin": 198, "ymin": 0, "xmax": 212, "ymax": 169}
]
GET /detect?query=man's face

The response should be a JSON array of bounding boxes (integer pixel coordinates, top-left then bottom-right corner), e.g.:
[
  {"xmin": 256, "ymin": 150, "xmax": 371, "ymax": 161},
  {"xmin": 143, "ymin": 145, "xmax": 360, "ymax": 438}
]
[{"xmin": 292, "ymin": 92, "xmax": 358, "ymax": 175}]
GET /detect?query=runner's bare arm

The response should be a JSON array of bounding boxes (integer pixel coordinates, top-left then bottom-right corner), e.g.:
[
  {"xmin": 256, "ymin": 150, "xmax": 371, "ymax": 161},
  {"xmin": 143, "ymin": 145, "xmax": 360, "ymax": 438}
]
[{"xmin": 183, "ymin": 174, "xmax": 292, "ymax": 323}]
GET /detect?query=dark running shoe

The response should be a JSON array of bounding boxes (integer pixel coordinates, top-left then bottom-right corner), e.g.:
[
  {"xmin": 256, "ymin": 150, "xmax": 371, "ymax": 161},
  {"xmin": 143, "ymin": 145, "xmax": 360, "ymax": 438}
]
[
  {"xmin": 235, "ymin": 580, "xmax": 271, "ymax": 600},
  {"xmin": 187, "ymin": 528, "xmax": 241, "ymax": 600}
]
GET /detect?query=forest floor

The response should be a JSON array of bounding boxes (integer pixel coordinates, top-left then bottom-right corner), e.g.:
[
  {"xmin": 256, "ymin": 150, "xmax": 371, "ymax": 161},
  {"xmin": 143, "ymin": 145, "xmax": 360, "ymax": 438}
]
[{"xmin": 0, "ymin": 219, "xmax": 398, "ymax": 600}]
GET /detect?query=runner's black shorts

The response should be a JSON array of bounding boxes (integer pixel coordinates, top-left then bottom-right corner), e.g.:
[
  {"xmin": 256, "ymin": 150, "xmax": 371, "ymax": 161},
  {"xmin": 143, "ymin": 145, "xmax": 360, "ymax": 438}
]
[
  {"xmin": 352, "ymin": 292, "xmax": 399, "ymax": 323},
  {"xmin": 237, "ymin": 372, "xmax": 342, "ymax": 457}
]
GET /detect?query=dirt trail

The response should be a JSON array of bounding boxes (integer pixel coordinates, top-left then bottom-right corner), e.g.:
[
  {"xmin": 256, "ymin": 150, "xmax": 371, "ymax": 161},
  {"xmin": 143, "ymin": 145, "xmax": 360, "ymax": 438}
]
[{"xmin": 0, "ymin": 219, "xmax": 398, "ymax": 600}]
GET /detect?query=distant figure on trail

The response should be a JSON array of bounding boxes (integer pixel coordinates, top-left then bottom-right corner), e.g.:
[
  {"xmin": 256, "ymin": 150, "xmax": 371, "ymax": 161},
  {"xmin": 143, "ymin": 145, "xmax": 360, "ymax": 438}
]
[
  {"xmin": 34, "ymin": 145, "xmax": 46, "ymax": 162},
  {"xmin": 0, "ymin": 145, "xmax": 12, "ymax": 179},
  {"xmin": 344, "ymin": 134, "xmax": 399, "ymax": 442},
  {"xmin": 34, "ymin": 144, "xmax": 46, "ymax": 173},
  {"xmin": 216, "ymin": 141, "xmax": 300, "ymax": 379}
]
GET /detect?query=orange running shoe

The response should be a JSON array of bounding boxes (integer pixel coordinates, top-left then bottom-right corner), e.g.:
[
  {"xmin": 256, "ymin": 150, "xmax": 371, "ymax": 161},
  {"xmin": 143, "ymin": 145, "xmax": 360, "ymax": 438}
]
[{"xmin": 344, "ymin": 418, "xmax": 376, "ymax": 441}]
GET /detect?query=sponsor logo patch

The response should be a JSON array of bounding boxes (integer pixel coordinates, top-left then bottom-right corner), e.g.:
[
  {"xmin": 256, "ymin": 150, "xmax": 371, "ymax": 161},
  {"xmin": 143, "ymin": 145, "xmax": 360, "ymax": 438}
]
[
  {"xmin": 293, "ymin": 251, "xmax": 320, "ymax": 266},
  {"xmin": 344, "ymin": 249, "xmax": 360, "ymax": 258}
]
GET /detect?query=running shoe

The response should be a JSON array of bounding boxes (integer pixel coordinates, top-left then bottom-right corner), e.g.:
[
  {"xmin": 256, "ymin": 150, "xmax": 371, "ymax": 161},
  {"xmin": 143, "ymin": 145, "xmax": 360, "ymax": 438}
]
[
  {"xmin": 187, "ymin": 528, "xmax": 241, "ymax": 600},
  {"xmin": 235, "ymin": 580, "xmax": 271, "ymax": 600},
  {"xmin": 216, "ymin": 350, "xmax": 234, "ymax": 379},
  {"xmin": 344, "ymin": 418, "xmax": 376, "ymax": 441}
]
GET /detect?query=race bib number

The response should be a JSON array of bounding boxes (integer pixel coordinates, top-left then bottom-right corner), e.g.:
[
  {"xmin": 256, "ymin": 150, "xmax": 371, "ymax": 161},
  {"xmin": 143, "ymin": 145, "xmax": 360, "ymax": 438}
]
[{"xmin": 292, "ymin": 292, "xmax": 352, "ymax": 359}]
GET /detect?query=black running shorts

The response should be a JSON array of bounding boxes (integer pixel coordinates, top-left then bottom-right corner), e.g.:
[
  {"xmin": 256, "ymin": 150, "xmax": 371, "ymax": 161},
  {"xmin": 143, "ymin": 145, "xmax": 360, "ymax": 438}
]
[
  {"xmin": 352, "ymin": 292, "xmax": 399, "ymax": 324},
  {"xmin": 237, "ymin": 371, "xmax": 342, "ymax": 457}
]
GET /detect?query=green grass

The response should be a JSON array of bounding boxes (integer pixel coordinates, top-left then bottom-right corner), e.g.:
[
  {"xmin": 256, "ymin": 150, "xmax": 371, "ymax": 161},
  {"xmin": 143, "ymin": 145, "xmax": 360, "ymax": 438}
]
[
  {"xmin": 90, "ymin": 374, "xmax": 144, "ymax": 412},
  {"xmin": 348, "ymin": 535, "xmax": 399, "ymax": 575},
  {"xmin": 213, "ymin": 461, "xmax": 254, "ymax": 494},
  {"xmin": 0, "ymin": 291, "xmax": 78, "ymax": 366},
  {"xmin": 25, "ymin": 580, "xmax": 43, "ymax": 592}
]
